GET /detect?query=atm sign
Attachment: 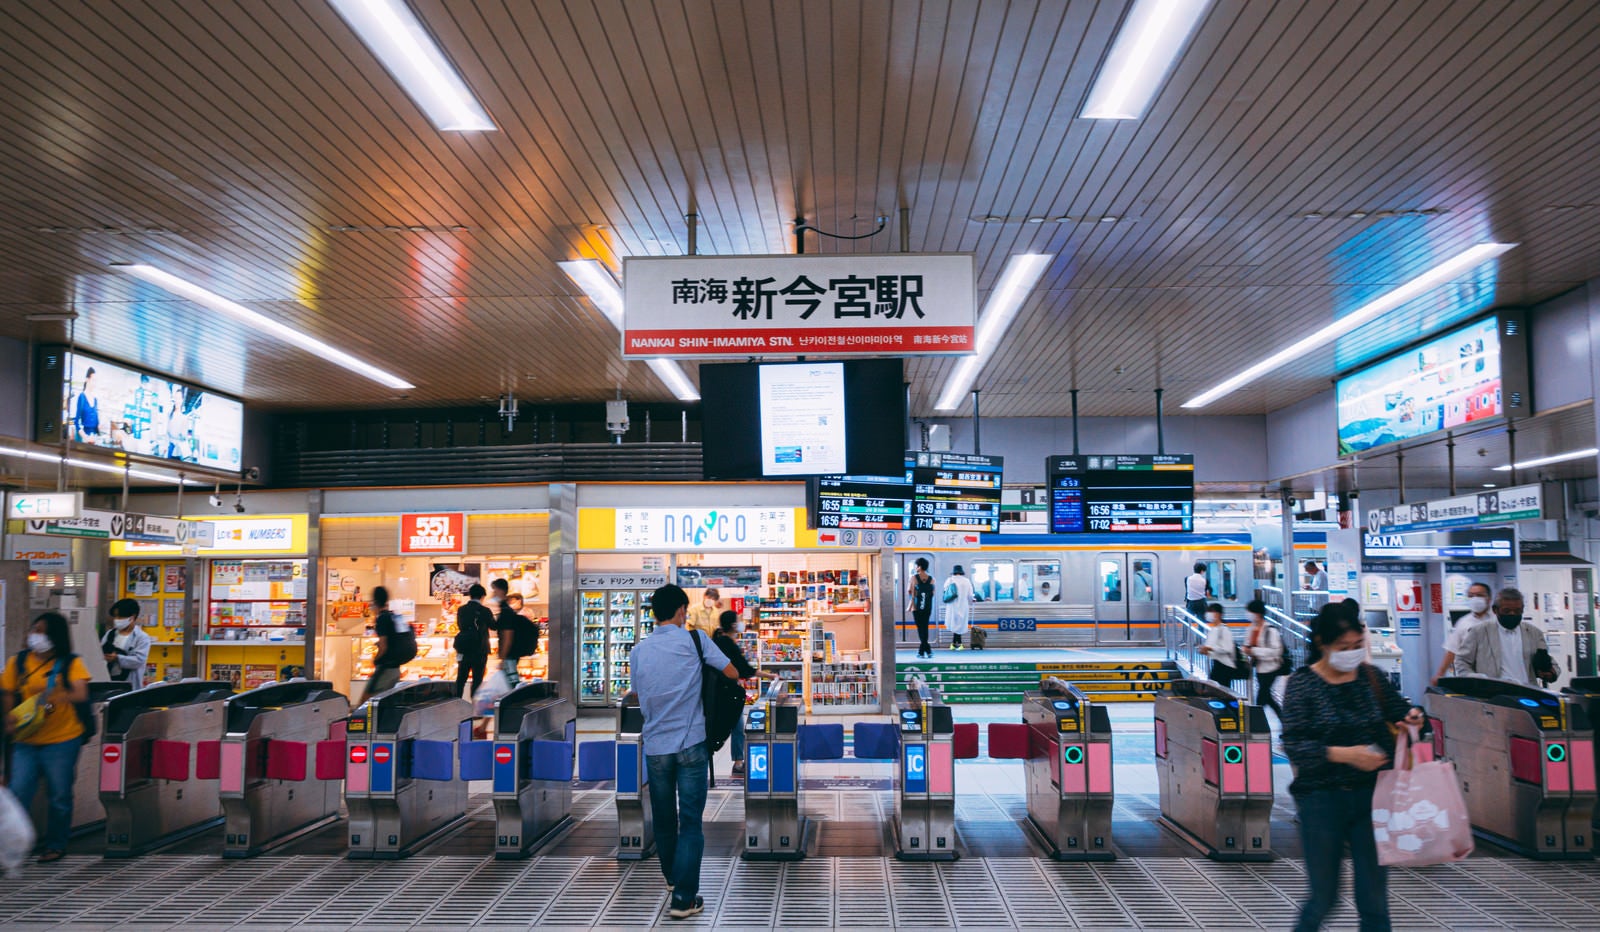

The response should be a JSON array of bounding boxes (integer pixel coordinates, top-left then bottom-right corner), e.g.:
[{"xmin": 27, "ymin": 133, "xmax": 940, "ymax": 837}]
[{"xmin": 103, "ymin": 745, "xmax": 121, "ymax": 764}]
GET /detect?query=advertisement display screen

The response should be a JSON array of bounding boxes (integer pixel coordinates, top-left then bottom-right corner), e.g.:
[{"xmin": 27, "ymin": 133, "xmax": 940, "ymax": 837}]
[
  {"xmin": 40, "ymin": 349, "xmax": 244, "ymax": 472},
  {"xmin": 1048, "ymin": 454, "xmax": 1195, "ymax": 532},
  {"xmin": 1336, "ymin": 317, "xmax": 1507, "ymax": 456},
  {"xmin": 758, "ymin": 361, "xmax": 847, "ymax": 475}
]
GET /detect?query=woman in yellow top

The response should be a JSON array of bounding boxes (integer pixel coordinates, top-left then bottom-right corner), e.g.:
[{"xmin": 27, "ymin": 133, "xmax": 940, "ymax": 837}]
[{"xmin": 2, "ymin": 612, "xmax": 92, "ymax": 862}]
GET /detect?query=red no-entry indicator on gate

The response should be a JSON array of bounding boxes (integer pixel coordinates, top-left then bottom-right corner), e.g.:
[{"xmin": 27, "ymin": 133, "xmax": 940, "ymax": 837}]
[
  {"xmin": 495, "ymin": 745, "xmax": 514, "ymax": 765},
  {"xmin": 373, "ymin": 745, "xmax": 391, "ymax": 764},
  {"xmin": 103, "ymin": 745, "xmax": 121, "ymax": 764},
  {"xmin": 349, "ymin": 745, "xmax": 368, "ymax": 764}
]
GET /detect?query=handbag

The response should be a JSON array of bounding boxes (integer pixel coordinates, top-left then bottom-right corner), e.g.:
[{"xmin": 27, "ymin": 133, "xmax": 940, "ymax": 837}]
[
  {"xmin": 7, "ymin": 655, "xmax": 62, "ymax": 742},
  {"xmin": 1372, "ymin": 725, "xmax": 1474, "ymax": 866}
]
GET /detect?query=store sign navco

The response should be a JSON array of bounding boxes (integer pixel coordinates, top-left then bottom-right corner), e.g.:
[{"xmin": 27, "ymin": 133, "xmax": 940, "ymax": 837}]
[
  {"xmin": 621, "ymin": 254, "xmax": 976, "ymax": 357},
  {"xmin": 581, "ymin": 507, "xmax": 824, "ymax": 551},
  {"xmin": 1367, "ymin": 483, "xmax": 1542, "ymax": 534}
]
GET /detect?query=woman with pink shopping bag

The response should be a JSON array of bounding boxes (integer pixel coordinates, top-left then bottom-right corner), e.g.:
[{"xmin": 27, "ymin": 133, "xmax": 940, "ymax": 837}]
[
  {"xmin": 1283, "ymin": 606, "xmax": 1427, "ymax": 932},
  {"xmin": 1371, "ymin": 725, "xmax": 1473, "ymax": 867}
]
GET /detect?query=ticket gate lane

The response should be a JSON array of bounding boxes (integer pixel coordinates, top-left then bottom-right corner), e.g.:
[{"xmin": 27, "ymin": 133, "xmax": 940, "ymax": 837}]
[
  {"xmin": 1431, "ymin": 676, "xmax": 1596, "ymax": 859},
  {"xmin": 743, "ymin": 686, "xmax": 807, "ymax": 861},
  {"xmin": 893, "ymin": 682, "xmax": 957, "ymax": 860},
  {"xmin": 99, "ymin": 681, "xmax": 234, "ymax": 857},
  {"xmin": 29, "ymin": 682, "xmax": 130, "ymax": 836},
  {"xmin": 1153, "ymin": 678, "xmax": 1274, "ymax": 861},
  {"xmin": 344, "ymin": 680, "xmax": 473, "ymax": 859},
  {"xmin": 1563, "ymin": 676, "xmax": 1600, "ymax": 830},
  {"xmin": 614, "ymin": 693, "xmax": 654, "ymax": 859},
  {"xmin": 218, "ymin": 680, "xmax": 350, "ymax": 857},
  {"xmin": 489, "ymin": 680, "xmax": 576, "ymax": 858},
  {"xmin": 1022, "ymin": 679, "xmax": 1115, "ymax": 860}
]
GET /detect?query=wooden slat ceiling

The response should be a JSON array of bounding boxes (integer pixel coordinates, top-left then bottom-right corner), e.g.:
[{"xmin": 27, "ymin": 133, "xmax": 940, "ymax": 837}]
[{"xmin": 0, "ymin": 0, "xmax": 1598, "ymax": 418}]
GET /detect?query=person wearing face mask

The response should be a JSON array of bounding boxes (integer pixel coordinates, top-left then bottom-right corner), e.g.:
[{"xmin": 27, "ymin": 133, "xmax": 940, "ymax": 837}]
[
  {"xmin": 1434, "ymin": 583, "xmax": 1494, "ymax": 685},
  {"xmin": 1197, "ymin": 603, "xmax": 1241, "ymax": 686},
  {"xmin": 1453, "ymin": 587, "xmax": 1555, "ymax": 686},
  {"xmin": 688, "ymin": 588, "xmax": 723, "ymax": 637},
  {"xmin": 1242, "ymin": 600, "xmax": 1285, "ymax": 720},
  {"xmin": 100, "ymin": 598, "xmax": 152, "ymax": 690},
  {"xmin": 2, "ymin": 612, "xmax": 93, "ymax": 863},
  {"xmin": 712, "ymin": 610, "xmax": 777, "ymax": 775},
  {"xmin": 1283, "ymin": 604, "xmax": 1426, "ymax": 931}
]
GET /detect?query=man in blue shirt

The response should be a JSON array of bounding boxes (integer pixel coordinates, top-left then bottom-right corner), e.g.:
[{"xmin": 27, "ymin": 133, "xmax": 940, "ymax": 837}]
[{"xmin": 631, "ymin": 584, "xmax": 738, "ymax": 919}]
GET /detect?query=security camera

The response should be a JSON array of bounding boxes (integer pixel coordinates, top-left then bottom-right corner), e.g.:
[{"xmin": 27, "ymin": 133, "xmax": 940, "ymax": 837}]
[
  {"xmin": 244, "ymin": 466, "xmax": 262, "ymax": 482},
  {"xmin": 234, "ymin": 501, "xmax": 246, "ymax": 514},
  {"xmin": 208, "ymin": 494, "xmax": 224, "ymax": 508}
]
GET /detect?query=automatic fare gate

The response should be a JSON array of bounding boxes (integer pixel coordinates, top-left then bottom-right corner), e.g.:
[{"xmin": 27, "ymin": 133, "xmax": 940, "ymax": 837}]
[
  {"xmin": 345, "ymin": 680, "xmax": 473, "ymax": 859},
  {"xmin": 31, "ymin": 682, "xmax": 129, "ymax": 836},
  {"xmin": 489, "ymin": 680, "xmax": 576, "ymax": 858},
  {"xmin": 1022, "ymin": 678, "xmax": 1115, "ymax": 860},
  {"xmin": 1562, "ymin": 677, "xmax": 1600, "ymax": 832},
  {"xmin": 615, "ymin": 693, "xmax": 653, "ymax": 859},
  {"xmin": 894, "ymin": 678, "xmax": 957, "ymax": 859},
  {"xmin": 1430, "ymin": 677, "xmax": 1595, "ymax": 858},
  {"xmin": 743, "ymin": 682, "xmax": 807, "ymax": 860},
  {"xmin": 219, "ymin": 680, "xmax": 350, "ymax": 857},
  {"xmin": 99, "ymin": 681, "xmax": 235, "ymax": 857},
  {"xmin": 1154, "ymin": 678, "xmax": 1274, "ymax": 861}
]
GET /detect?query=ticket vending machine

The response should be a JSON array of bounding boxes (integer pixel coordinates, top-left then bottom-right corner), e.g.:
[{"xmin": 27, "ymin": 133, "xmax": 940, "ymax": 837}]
[
  {"xmin": 1021, "ymin": 678, "xmax": 1115, "ymax": 860},
  {"xmin": 893, "ymin": 678, "xmax": 956, "ymax": 860},
  {"xmin": 743, "ymin": 682, "xmax": 806, "ymax": 860}
]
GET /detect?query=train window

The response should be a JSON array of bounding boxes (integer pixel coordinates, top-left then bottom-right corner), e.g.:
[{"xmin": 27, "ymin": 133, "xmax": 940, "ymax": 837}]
[
  {"xmin": 1020, "ymin": 561, "xmax": 1061, "ymax": 602},
  {"xmin": 1100, "ymin": 561, "xmax": 1123, "ymax": 602},
  {"xmin": 1200, "ymin": 560, "xmax": 1238, "ymax": 602},
  {"xmin": 1130, "ymin": 559, "xmax": 1156, "ymax": 602},
  {"xmin": 972, "ymin": 561, "xmax": 1014, "ymax": 601}
]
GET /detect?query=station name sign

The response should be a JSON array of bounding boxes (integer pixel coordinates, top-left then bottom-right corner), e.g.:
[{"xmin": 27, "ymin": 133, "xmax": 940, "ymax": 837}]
[
  {"xmin": 1366, "ymin": 483, "xmax": 1541, "ymax": 534},
  {"xmin": 621, "ymin": 254, "xmax": 976, "ymax": 357}
]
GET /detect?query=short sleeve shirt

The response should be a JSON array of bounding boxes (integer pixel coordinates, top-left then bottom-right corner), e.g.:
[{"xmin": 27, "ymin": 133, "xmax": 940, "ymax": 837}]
[
  {"xmin": 1443, "ymin": 612, "xmax": 1489, "ymax": 655},
  {"xmin": 1185, "ymin": 573, "xmax": 1207, "ymax": 600},
  {"xmin": 630, "ymin": 624, "xmax": 735, "ymax": 756},
  {"xmin": 2, "ymin": 653, "xmax": 91, "ymax": 745}
]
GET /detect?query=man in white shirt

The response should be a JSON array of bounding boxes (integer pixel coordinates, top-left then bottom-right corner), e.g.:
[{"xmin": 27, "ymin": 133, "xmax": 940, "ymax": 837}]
[
  {"xmin": 1184, "ymin": 562, "xmax": 1210, "ymax": 619},
  {"xmin": 1433, "ymin": 582, "xmax": 1492, "ymax": 684},
  {"xmin": 1303, "ymin": 561, "xmax": 1330, "ymax": 592}
]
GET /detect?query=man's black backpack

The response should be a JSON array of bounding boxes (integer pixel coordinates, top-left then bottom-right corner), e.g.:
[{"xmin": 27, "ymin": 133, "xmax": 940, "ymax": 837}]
[
  {"xmin": 511, "ymin": 615, "xmax": 540, "ymax": 657},
  {"xmin": 691, "ymin": 631, "xmax": 744, "ymax": 754},
  {"xmin": 378, "ymin": 611, "xmax": 418, "ymax": 666},
  {"xmin": 11, "ymin": 650, "xmax": 96, "ymax": 740},
  {"xmin": 453, "ymin": 601, "xmax": 491, "ymax": 655}
]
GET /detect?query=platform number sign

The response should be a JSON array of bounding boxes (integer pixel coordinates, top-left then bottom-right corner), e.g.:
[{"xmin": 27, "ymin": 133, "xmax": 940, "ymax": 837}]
[{"xmin": 904, "ymin": 744, "xmax": 928, "ymax": 794}]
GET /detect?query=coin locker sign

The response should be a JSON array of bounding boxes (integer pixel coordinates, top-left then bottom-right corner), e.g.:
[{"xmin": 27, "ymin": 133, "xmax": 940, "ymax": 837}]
[{"xmin": 621, "ymin": 254, "xmax": 976, "ymax": 357}]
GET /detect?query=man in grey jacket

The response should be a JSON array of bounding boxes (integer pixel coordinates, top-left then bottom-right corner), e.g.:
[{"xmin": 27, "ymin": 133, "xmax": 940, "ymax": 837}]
[
  {"xmin": 102, "ymin": 598, "xmax": 153, "ymax": 689},
  {"xmin": 1454, "ymin": 588, "xmax": 1556, "ymax": 686}
]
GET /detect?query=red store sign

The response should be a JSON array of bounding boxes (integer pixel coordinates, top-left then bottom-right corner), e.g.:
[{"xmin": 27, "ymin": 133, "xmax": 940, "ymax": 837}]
[{"xmin": 399, "ymin": 513, "xmax": 466, "ymax": 555}]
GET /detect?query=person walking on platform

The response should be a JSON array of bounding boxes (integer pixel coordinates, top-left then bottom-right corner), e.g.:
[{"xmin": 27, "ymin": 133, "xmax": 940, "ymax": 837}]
[
  {"xmin": 101, "ymin": 598, "xmax": 152, "ymax": 691},
  {"xmin": 2, "ymin": 612, "xmax": 93, "ymax": 863},
  {"xmin": 357, "ymin": 587, "xmax": 414, "ymax": 705},
  {"xmin": 713, "ymin": 610, "xmax": 776, "ymax": 775},
  {"xmin": 453, "ymin": 584, "xmax": 493, "ymax": 698},
  {"xmin": 1242, "ymin": 599, "xmax": 1285, "ymax": 720},
  {"xmin": 1184, "ymin": 562, "xmax": 1210, "ymax": 620},
  {"xmin": 940, "ymin": 564, "xmax": 975, "ymax": 650},
  {"xmin": 1283, "ymin": 606, "xmax": 1426, "ymax": 931},
  {"xmin": 908, "ymin": 558, "xmax": 936, "ymax": 657},
  {"xmin": 631, "ymin": 584, "xmax": 739, "ymax": 920},
  {"xmin": 1198, "ymin": 603, "xmax": 1241, "ymax": 686}
]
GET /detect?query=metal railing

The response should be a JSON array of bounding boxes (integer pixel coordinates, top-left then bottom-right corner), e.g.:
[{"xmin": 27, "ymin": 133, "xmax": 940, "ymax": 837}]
[
  {"xmin": 1265, "ymin": 605, "xmax": 1313, "ymax": 672},
  {"xmin": 1163, "ymin": 604, "xmax": 1211, "ymax": 677},
  {"xmin": 1166, "ymin": 604, "xmax": 1306, "ymax": 706},
  {"xmin": 1259, "ymin": 584, "xmax": 1332, "ymax": 622}
]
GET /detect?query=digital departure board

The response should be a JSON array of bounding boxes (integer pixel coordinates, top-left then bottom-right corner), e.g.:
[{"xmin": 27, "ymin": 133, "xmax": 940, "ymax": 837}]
[
  {"xmin": 815, "ymin": 472, "xmax": 915, "ymax": 530},
  {"xmin": 1047, "ymin": 454, "xmax": 1194, "ymax": 533},
  {"xmin": 911, "ymin": 452, "xmax": 1003, "ymax": 532}
]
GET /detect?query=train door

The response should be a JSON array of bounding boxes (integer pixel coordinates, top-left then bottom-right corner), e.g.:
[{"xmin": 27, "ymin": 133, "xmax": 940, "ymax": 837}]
[{"xmin": 1095, "ymin": 552, "xmax": 1160, "ymax": 644}]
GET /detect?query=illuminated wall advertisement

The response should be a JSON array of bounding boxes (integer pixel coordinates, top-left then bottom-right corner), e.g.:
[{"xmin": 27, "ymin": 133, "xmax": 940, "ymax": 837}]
[
  {"xmin": 37, "ymin": 348, "xmax": 245, "ymax": 472},
  {"xmin": 1336, "ymin": 316, "xmax": 1526, "ymax": 456}
]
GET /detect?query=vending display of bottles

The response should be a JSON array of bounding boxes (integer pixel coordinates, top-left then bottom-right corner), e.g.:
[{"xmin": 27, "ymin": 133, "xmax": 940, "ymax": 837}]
[{"xmin": 579, "ymin": 588, "xmax": 656, "ymax": 705}]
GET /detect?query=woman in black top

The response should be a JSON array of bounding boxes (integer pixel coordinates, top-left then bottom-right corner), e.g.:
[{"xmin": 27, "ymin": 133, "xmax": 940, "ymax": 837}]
[
  {"xmin": 714, "ymin": 610, "xmax": 776, "ymax": 775},
  {"xmin": 908, "ymin": 558, "xmax": 935, "ymax": 658},
  {"xmin": 1283, "ymin": 605, "xmax": 1425, "ymax": 932}
]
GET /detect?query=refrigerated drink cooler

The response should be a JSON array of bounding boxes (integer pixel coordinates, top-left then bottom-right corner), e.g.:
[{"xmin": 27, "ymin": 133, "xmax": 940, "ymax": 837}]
[{"xmin": 579, "ymin": 588, "xmax": 656, "ymax": 706}]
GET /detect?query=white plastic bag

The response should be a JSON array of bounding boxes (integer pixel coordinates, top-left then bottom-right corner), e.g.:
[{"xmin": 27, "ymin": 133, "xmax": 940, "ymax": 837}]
[
  {"xmin": 472, "ymin": 668, "xmax": 513, "ymax": 717},
  {"xmin": 0, "ymin": 784, "xmax": 37, "ymax": 877}
]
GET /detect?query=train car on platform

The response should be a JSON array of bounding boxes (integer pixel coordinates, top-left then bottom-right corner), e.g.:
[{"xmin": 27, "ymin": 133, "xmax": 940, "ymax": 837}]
[{"xmin": 894, "ymin": 533, "xmax": 1253, "ymax": 648}]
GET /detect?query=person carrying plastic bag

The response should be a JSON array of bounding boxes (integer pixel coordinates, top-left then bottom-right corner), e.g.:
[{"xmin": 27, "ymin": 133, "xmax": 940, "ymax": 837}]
[{"xmin": 1371, "ymin": 725, "xmax": 1473, "ymax": 867}]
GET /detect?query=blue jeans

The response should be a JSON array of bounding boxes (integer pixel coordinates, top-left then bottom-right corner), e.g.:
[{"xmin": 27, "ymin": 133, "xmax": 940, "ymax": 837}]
[
  {"xmin": 646, "ymin": 742, "xmax": 710, "ymax": 907},
  {"xmin": 11, "ymin": 737, "xmax": 83, "ymax": 852},
  {"xmin": 729, "ymin": 720, "xmax": 746, "ymax": 764},
  {"xmin": 1294, "ymin": 786, "xmax": 1390, "ymax": 932}
]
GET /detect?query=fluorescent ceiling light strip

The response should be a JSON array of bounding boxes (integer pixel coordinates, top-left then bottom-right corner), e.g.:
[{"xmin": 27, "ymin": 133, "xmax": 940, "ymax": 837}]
[
  {"xmin": 1182, "ymin": 242, "xmax": 1516, "ymax": 409},
  {"xmin": 935, "ymin": 253, "xmax": 1054, "ymax": 411},
  {"xmin": 559, "ymin": 259, "xmax": 699, "ymax": 401},
  {"xmin": 329, "ymin": 0, "xmax": 495, "ymax": 131},
  {"xmin": 1081, "ymin": 0, "xmax": 1213, "ymax": 120},
  {"xmin": 0, "ymin": 445, "xmax": 199, "ymax": 485},
  {"xmin": 113, "ymin": 264, "xmax": 415, "ymax": 390},
  {"xmin": 1493, "ymin": 448, "xmax": 1598, "ymax": 472}
]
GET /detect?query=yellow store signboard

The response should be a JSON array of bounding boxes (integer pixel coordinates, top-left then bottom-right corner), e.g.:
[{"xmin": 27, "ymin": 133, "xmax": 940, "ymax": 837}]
[{"xmin": 111, "ymin": 514, "xmax": 309, "ymax": 558}]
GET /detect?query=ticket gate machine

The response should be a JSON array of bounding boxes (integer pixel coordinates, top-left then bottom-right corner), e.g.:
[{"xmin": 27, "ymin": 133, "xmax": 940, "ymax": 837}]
[
  {"xmin": 99, "ymin": 681, "xmax": 234, "ymax": 857},
  {"xmin": 743, "ymin": 683, "xmax": 807, "ymax": 860},
  {"xmin": 345, "ymin": 680, "xmax": 473, "ymax": 859},
  {"xmin": 1562, "ymin": 677, "xmax": 1600, "ymax": 829},
  {"xmin": 219, "ymin": 680, "xmax": 350, "ymax": 857},
  {"xmin": 893, "ymin": 679, "xmax": 957, "ymax": 860},
  {"xmin": 1430, "ymin": 677, "xmax": 1595, "ymax": 858},
  {"xmin": 1154, "ymin": 678, "xmax": 1274, "ymax": 861},
  {"xmin": 490, "ymin": 680, "xmax": 576, "ymax": 858},
  {"xmin": 614, "ymin": 692, "xmax": 654, "ymax": 859},
  {"xmin": 31, "ymin": 682, "xmax": 129, "ymax": 836},
  {"xmin": 1022, "ymin": 678, "xmax": 1115, "ymax": 860}
]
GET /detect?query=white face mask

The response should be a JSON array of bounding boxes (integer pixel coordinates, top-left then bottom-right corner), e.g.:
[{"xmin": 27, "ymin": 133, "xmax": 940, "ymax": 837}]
[
  {"xmin": 1468, "ymin": 596, "xmax": 1489, "ymax": 614},
  {"xmin": 114, "ymin": 615, "xmax": 136, "ymax": 630},
  {"xmin": 26, "ymin": 632, "xmax": 52, "ymax": 654},
  {"xmin": 735, "ymin": 621, "xmax": 745, "ymax": 634},
  {"xmin": 1328, "ymin": 648, "xmax": 1365, "ymax": 672}
]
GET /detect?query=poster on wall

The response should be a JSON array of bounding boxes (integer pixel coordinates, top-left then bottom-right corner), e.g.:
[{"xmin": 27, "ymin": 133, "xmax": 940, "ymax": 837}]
[
  {"xmin": 209, "ymin": 664, "xmax": 243, "ymax": 689},
  {"xmin": 429, "ymin": 563, "xmax": 482, "ymax": 599},
  {"xmin": 162, "ymin": 598, "xmax": 185, "ymax": 628},
  {"xmin": 126, "ymin": 564, "xmax": 159, "ymax": 596},
  {"xmin": 675, "ymin": 566, "xmax": 764, "ymax": 589},
  {"xmin": 51, "ymin": 350, "xmax": 244, "ymax": 471},
  {"xmin": 163, "ymin": 564, "xmax": 188, "ymax": 594}
]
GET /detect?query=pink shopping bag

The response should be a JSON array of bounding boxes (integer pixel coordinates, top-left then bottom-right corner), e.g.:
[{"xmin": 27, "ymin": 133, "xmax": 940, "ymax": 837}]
[{"xmin": 1371, "ymin": 725, "xmax": 1474, "ymax": 867}]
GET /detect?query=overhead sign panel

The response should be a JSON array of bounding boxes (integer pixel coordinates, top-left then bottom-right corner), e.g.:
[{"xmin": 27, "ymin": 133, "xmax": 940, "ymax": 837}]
[
  {"xmin": 1366, "ymin": 483, "xmax": 1541, "ymax": 534},
  {"xmin": 399, "ymin": 513, "xmax": 467, "ymax": 555},
  {"xmin": 23, "ymin": 508, "xmax": 125, "ymax": 539},
  {"xmin": 910, "ymin": 452, "xmax": 1003, "ymax": 532},
  {"xmin": 6, "ymin": 491, "xmax": 83, "ymax": 521},
  {"xmin": 1047, "ymin": 454, "xmax": 1195, "ymax": 533},
  {"xmin": 621, "ymin": 254, "xmax": 976, "ymax": 357}
]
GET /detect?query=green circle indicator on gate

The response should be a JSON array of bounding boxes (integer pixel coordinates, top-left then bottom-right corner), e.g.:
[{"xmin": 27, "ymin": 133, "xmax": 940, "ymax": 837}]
[
  {"xmin": 1064, "ymin": 745, "xmax": 1084, "ymax": 765},
  {"xmin": 1223, "ymin": 745, "xmax": 1244, "ymax": 764},
  {"xmin": 1547, "ymin": 743, "xmax": 1567, "ymax": 763}
]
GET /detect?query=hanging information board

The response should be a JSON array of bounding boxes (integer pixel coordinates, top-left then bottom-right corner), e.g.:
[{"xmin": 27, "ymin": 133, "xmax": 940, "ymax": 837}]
[{"xmin": 1047, "ymin": 454, "xmax": 1195, "ymax": 533}]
